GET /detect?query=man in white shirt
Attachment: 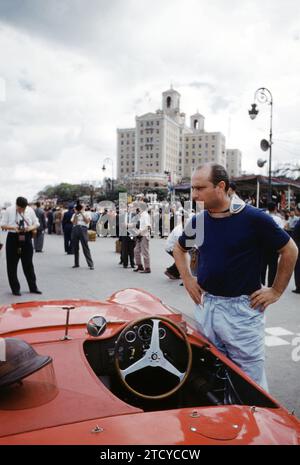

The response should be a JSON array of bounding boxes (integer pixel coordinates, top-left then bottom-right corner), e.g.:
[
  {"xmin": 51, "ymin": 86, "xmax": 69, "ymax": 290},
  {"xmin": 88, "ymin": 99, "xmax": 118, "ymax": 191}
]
[
  {"xmin": 133, "ymin": 207, "xmax": 151, "ymax": 273},
  {"xmin": 71, "ymin": 202, "xmax": 94, "ymax": 270},
  {"xmin": 0, "ymin": 197, "xmax": 42, "ymax": 296}
]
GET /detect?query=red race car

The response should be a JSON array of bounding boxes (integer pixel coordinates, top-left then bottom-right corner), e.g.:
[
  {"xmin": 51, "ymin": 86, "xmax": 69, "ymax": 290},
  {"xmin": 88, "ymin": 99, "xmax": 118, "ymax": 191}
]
[{"xmin": 0, "ymin": 288, "xmax": 299, "ymax": 445}]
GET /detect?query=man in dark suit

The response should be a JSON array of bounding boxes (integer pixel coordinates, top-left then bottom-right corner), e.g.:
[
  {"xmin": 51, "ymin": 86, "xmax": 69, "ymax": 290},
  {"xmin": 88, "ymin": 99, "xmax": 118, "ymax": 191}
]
[{"xmin": 34, "ymin": 202, "xmax": 46, "ymax": 252}]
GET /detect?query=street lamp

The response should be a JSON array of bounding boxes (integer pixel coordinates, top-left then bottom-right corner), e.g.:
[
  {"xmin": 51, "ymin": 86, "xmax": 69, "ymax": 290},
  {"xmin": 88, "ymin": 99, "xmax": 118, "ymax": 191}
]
[
  {"xmin": 102, "ymin": 157, "xmax": 114, "ymax": 193},
  {"xmin": 248, "ymin": 87, "xmax": 273, "ymax": 201}
]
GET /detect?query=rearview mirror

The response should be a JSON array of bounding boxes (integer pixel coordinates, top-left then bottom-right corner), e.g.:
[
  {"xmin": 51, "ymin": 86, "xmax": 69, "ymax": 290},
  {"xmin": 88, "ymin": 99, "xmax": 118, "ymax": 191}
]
[{"xmin": 87, "ymin": 316, "xmax": 107, "ymax": 337}]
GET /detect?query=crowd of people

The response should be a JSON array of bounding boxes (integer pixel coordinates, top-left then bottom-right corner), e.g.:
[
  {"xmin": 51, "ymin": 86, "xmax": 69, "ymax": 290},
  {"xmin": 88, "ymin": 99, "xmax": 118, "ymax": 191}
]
[{"xmin": 0, "ymin": 186, "xmax": 300, "ymax": 297}]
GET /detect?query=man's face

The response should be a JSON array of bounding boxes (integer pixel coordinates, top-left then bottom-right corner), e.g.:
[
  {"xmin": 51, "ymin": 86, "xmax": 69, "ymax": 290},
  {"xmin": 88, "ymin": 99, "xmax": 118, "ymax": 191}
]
[
  {"xmin": 16, "ymin": 205, "xmax": 25, "ymax": 214},
  {"xmin": 191, "ymin": 167, "xmax": 225, "ymax": 209}
]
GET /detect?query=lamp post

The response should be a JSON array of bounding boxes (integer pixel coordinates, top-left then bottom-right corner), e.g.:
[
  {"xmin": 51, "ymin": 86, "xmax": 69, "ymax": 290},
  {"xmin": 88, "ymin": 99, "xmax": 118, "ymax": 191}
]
[
  {"xmin": 102, "ymin": 157, "xmax": 114, "ymax": 193},
  {"xmin": 248, "ymin": 87, "xmax": 273, "ymax": 201}
]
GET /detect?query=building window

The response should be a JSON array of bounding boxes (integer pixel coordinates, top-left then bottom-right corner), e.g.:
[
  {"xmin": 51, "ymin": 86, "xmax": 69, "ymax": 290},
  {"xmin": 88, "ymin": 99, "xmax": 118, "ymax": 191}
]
[{"xmin": 166, "ymin": 96, "xmax": 171, "ymax": 108}]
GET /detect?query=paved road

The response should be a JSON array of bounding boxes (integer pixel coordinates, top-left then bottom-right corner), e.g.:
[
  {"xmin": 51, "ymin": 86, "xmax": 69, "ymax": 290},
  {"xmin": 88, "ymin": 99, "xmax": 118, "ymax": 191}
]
[{"xmin": 0, "ymin": 233, "xmax": 299, "ymax": 417}]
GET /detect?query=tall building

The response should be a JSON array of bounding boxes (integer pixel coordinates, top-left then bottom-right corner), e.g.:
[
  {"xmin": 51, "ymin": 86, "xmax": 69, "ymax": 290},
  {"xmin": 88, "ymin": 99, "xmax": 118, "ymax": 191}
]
[
  {"xmin": 117, "ymin": 88, "xmax": 241, "ymax": 189},
  {"xmin": 226, "ymin": 149, "xmax": 242, "ymax": 178}
]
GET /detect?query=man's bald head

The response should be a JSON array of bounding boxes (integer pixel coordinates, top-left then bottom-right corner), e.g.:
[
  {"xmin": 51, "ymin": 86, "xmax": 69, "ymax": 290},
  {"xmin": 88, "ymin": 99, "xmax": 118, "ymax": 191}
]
[{"xmin": 194, "ymin": 163, "xmax": 230, "ymax": 192}]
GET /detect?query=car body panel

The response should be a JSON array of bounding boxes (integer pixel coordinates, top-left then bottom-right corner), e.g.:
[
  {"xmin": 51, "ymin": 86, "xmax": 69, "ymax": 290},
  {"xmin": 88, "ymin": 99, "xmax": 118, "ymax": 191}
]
[{"xmin": 0, "ymin": 288, "xmax": 299, "ymax": 445}]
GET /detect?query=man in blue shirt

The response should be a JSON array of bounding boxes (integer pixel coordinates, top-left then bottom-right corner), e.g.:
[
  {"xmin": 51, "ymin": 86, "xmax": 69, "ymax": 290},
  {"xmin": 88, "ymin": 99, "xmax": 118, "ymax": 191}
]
[{"xmin": 174, "ymin": 163, "xmax": 298, "ymax": 390}]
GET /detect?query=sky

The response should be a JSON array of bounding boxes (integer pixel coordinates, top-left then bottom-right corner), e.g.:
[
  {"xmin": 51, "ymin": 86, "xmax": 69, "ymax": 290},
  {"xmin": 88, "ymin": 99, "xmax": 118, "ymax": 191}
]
[{"xmin": 0, "ymin": 0, "xmax": 300, "ymax": 205}]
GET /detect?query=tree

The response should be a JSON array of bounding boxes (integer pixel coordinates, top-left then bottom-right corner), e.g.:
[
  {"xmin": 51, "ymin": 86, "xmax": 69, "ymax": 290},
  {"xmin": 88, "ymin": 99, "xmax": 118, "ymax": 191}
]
[
  {"xmin": 272, "ymin": 162, "xmax": 300, "ymax": 180},
  {"xmin": 38, "ymin": 183, "xmax": 92, "ymax": 202}
]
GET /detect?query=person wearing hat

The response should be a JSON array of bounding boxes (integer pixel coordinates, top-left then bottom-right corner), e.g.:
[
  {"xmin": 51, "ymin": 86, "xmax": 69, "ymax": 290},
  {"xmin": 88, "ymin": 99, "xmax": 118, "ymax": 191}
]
[{"xmin": 0, "ymin": 197, "xmax": 42, "ymax": 296}]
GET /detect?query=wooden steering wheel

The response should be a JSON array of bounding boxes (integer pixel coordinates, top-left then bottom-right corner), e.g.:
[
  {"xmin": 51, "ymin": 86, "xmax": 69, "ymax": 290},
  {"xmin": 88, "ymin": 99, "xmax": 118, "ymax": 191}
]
[{"xmin": 114, "ymin": 315, "xmax": 192, "ymax": 400}]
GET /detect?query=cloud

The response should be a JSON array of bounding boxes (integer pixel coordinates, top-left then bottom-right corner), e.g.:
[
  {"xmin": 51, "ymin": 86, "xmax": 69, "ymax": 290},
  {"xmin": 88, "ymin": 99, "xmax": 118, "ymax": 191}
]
[
  {"xmin": 18, "ymin": 77, "xmax": 35, "ymax": 92},
  {"xmin": 0, "ymin": 0, "xmax": 300, "ymax": 203}
]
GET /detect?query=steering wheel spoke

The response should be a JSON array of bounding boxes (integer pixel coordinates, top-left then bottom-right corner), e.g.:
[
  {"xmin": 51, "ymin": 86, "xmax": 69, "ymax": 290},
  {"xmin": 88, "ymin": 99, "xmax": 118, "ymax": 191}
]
[
  {"xmin": 148, "ymin": 319, "xmax": 161, "ymax": 352},
  {"xmin": 120, "ymin": 354, "xmax": 148, "ymax": 378},
  {"xmin": 160, "ymin": 355, "xmax": 185, "ymax": 381}
]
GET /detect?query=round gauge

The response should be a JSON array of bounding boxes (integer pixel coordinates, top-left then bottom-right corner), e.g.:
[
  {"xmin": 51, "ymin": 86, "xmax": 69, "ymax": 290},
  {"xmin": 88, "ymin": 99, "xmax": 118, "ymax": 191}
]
[
  {"xmin": 159, "ymin": 327, "xmax": 166, "ymax": 340},
  {"xmin": 124, "ymin": 330, "xmax": 136, "ymax": 343},
  {"xmin": 138, "ymin": 324, "xmax": 153, "ymax": 341}
]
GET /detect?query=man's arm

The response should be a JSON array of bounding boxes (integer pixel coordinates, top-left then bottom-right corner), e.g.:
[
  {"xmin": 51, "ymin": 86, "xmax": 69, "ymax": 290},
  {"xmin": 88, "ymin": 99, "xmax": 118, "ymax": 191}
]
[
  {"xmin": 173, "ymin": 242, "xmax": 203, "ymax": 304},
  {"xmin": 1, "ymin": 224, "xmax": 18, "ymax": 232},
  {"xmin": 0, "ymin": 211, "xmax": 17, "ymax": 232},
  {"xmin": 24, "ymin": 209, "xmax": 40, "ymax": 232},
  {"xmin": 250, "ymin": 238, "xmax": 298, "ymax": 310}
]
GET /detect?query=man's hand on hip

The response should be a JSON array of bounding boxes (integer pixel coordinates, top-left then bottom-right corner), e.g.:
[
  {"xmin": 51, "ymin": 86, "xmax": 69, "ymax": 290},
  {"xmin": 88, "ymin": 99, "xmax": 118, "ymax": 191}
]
[
  {"xmin": 183, "ymin": 276, "xmax": 203, "ymax": 305},
  {"xmin": 250, "ymin": 287, "xmax": 281, "ymax": 311}
]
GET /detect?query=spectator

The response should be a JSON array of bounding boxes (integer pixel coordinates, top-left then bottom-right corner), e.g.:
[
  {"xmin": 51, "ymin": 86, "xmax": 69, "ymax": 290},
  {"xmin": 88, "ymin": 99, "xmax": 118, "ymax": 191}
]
[
  {"xmin": 71, "ymin": 202, "xmax": 94, "ymax": 270},
  {"xmin": 34, "ymin": 201, "xmax": 46, "ymax": 252},
  {"xmin": 133, "ymin": 207, "xmax": 151, "ymax": 273},
  {"xmin": 261, "ymin": 202, "xmax": 285, "ymax": 287},
  {"xmin": 62, "ymin": 204, "xmax": 74, "ymax": 254},
  {"xmin": 0, "ymin": 196, "xmax": 42, "ymax": 296}
]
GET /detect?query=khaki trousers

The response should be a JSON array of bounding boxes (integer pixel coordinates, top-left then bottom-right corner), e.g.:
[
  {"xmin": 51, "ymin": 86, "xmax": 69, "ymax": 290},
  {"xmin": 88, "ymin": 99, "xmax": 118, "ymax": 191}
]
[{"xmin": 134, "ymin": 237, "xmax": 150, "ymax": 269}]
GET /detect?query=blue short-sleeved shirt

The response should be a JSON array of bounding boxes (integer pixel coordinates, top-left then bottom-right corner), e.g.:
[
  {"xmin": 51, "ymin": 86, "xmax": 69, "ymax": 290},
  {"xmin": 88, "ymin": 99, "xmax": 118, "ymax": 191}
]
[{"xmin": 178, "ymin": 205, "xmax": 290, "ymax": 297}]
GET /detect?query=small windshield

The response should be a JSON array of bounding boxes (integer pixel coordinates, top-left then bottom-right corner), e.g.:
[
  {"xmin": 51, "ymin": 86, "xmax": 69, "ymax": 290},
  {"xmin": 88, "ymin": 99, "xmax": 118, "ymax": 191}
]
[{"xmin": 0, "ymin": 362, "xmax": 58, "ymax": 410}]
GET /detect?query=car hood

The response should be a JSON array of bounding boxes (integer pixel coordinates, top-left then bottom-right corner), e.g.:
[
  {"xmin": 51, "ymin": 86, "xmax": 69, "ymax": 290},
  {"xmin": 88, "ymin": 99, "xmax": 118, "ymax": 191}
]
[{"xmin": 1, "ymin": 405, "xmax": 299, "ymax": 445}]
